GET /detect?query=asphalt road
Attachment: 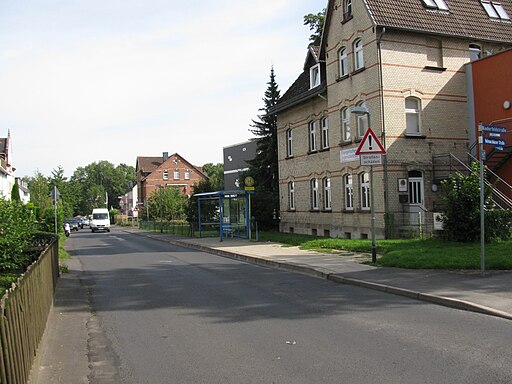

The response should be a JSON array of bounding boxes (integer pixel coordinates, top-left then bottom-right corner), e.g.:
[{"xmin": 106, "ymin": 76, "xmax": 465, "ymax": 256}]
[{"xmin": 67, "ymin": 227, "xmax": 512, "ymax": 384}]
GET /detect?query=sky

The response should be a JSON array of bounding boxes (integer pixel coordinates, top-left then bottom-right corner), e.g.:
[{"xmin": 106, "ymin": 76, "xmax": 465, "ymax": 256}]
[{"xmin": 0, "ymin": 0, "xmax": 324, "ymax": 178}]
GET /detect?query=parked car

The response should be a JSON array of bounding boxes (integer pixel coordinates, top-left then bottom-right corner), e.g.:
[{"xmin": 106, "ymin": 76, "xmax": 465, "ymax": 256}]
[
  {"xmin": 65, "ymin": 218, "xmax": 80, "ymax": 231},
  {"xmin": 80, "ymin": 217, "xmax": 90, "ymax": 227}
]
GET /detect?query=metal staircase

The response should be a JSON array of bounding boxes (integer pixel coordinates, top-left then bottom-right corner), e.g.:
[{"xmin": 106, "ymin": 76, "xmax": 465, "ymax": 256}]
[
  {"xmin": 433, "ymin": 152, "xmax": 512, "ymax": 210},
  {"xmin": 484, "ymin": 145, "xmax": 512, "ymax": 173}
]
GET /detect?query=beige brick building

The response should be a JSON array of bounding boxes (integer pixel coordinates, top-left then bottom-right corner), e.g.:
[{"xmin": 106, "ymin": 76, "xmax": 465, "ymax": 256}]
[{"xmin": 272, "ymin": 0, "xmax": 512, "ymax": 238}]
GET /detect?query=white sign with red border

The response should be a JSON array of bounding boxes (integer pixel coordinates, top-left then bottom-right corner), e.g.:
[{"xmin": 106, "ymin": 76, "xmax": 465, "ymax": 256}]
[{"xmin": 355, "ymin": 128, "xmax": 386, "ymax": 155}]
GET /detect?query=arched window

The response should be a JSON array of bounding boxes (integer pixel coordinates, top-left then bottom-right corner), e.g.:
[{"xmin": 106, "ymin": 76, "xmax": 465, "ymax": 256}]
[
  {"xmin": 360, "ymin": 172, "xmax": 370, "ymax": 210},
  {"xmin": 310, "ymin": 178, "xmax": 319, "ymax": 210},
  {"xmin": 321, "ymin": 117, "xmax": 329, "ymax": 149},
  {"xmin": 323, "ymin": 177, "xmax": 332, "ymax": 210},
  {"xmin": 288, "ymin": 181, "xmax": 295, "ymax": 210},
  {"xmin": 309, "ymin": 121, "xmax": 317, "ymax": 152},
  {"xmin": 341, "ymin": 107, "xmax": 351, "ymax": 142},
  {"xmin": 405, "ymin": 97, "xmax": 421, "ymax": 136},
  {"xmin": 353, "ymin": 39, "xmax": 364, "ymax": 70},
  {"xmin": 286, "ymin": 129, "xmax": 293, "ymax": 157},
  {"xmin": 344, "ymin": 174, "xmax": 354, "ymax": 210},
  {"xmin": 338, "ymin": 47, "xmax": 348, "ymax": 77},
  {"xmin": 356, "ymin": 102, "xmax": 369, "ymax": 138}
]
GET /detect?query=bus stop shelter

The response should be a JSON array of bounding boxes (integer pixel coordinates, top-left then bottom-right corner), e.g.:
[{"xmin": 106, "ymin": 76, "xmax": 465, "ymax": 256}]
[{"xmin": 193, "ymin": 190, "xmax": 253, "ymax": 241}]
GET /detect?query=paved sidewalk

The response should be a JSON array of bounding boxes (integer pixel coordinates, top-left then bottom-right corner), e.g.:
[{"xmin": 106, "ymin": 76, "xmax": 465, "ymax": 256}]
[{"xmin": 124, "ymin": 228, "xmax": 512, "ymax": 320}]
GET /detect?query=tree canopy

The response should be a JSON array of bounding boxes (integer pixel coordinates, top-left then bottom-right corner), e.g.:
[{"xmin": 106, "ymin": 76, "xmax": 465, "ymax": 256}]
[
  {"xmin": 27, "ymin": 162, "xmax": 136, "ymax": 229},
  {"xmin": 303, "ymin": 9, "xmax": 326, "ymax": 46}
]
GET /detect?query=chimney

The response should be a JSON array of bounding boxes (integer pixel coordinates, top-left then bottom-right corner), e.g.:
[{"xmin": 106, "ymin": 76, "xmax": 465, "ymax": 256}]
[{"xmin": 163, "ymin": 152, "xmax": 169, "ymax": 162}]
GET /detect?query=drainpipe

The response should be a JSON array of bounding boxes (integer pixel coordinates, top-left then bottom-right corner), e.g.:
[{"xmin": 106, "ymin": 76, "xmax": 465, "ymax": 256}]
[{"xmin": 377, "ymin": 27, "xmax": 391, "ymax": 238}]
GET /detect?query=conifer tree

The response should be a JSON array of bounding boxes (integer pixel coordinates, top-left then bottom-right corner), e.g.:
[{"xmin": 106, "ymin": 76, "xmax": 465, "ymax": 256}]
[{"xmin": 245, "ymin": 67, "xmax": 281, "ymax": 229}]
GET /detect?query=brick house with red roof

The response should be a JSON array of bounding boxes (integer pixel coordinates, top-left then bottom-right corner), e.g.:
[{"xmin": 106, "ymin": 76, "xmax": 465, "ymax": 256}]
[{"xmin": 136, "ymin": 152, "xmax": 208, "ymax": 206}]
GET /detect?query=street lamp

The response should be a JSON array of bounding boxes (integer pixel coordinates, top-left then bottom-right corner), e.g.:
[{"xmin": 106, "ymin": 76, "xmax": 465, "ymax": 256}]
[{"xmin": 351, "ymin": 106, "xmax": 377, "ymax": 263}]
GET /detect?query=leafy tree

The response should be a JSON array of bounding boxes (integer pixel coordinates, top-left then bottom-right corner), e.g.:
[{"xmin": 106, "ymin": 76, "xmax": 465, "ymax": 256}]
[
  {"xmin": 303, "ymin": 9, "xmax": 326, "ymax": 45},
  {"xmin": 148, "ymin": 187, "xmax": 188, "ymax": 221},
  {"xmin": 11, "ymin": 179, "xmax": 21, "ymax": 202},
  {"xmin": 246, "ymin": 67, "xmax": 281, "ymax": 230},
  {"xmin": 202, "ymin": 163, "xmax": 224, "ymax": 191},
  {"xmin": 70, "ymin": 161, "xmax": 136, "ymax": 213},
  {"xmin": 0, "ymin": 198, "xmax": 36, "ymax": 270},
  {"xmin": 27, "ymin": 170, "xmax": 52, "ymax": 221}
]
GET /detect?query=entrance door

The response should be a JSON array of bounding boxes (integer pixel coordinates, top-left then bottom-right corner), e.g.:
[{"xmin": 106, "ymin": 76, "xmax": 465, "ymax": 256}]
[{"xmin": 408, "ymin": 170, "xmax": 425, "ymax": 226}]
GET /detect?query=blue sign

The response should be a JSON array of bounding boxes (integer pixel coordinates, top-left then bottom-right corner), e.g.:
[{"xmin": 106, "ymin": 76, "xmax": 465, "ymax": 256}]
[
  {"xmin": 495, "ymin": 146, "xmax": 504, "ymax": 151},
  {"xmin": 482, "ymin": 124, "xmax": 507, "ymax": 134},
  {"xmin": 483, "ymin": 137, "xmax": 506, "ymax": 146}
]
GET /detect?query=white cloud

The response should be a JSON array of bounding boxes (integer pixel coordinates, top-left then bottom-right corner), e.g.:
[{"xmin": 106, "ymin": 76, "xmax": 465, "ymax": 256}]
[{"xmin": 0, "ymin": 0, "xmax": 322, "ymax": 177}]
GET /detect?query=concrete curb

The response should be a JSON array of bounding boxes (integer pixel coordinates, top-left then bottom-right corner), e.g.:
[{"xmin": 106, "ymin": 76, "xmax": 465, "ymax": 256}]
[{"xmin": 125, "ymin": 229, "xmax": 512, "ymax": 322}]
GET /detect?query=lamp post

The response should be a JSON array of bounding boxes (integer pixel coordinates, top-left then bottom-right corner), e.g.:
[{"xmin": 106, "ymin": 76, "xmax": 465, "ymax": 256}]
[{"xmin": 351, "ymin": 106, "xmax": 377, "ymax": 263}]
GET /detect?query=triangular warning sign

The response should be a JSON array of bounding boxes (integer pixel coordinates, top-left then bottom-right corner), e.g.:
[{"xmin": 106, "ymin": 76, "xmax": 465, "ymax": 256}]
[{"xmin": 355, "ymin": 128, "xmax": 386, "ymax": 155}]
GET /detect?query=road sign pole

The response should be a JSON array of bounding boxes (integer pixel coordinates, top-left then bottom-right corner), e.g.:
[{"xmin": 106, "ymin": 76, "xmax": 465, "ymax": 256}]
[
  {"xmin": 370, "ymin": 165, "xmax": 376, "ymax": 263},
  {"xmin": 478, "ymin": 123, "xmax": 485, "ymax": 277}
]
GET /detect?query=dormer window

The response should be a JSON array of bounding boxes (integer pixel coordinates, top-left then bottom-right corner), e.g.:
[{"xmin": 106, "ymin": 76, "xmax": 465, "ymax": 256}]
[
  {"xmin": 469, "ymin": 44, "xmax": 482, "ymax": 61},
  {"xmin": 422, "ymin": 0, "xmax": 449, "ymax": 11},
  {"xmin": 310, "ymin": 64, "xmax": 321, "ymax": 89},
  {"xmin": 344, "ymin": 0, "xmax": 352, "ymax": 20},
  {"xmin": 481, "ymin": 1, "xmax": 510, "ymax": 20}
]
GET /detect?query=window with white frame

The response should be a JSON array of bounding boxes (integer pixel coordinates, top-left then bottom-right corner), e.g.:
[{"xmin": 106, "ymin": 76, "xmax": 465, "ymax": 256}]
[
  {"xmin": 360, "ymin": 172, "xmax": 370, "ymax": 210},
  {"xmin": 173, "ymin": 170, "xmax": 180, "ymax": 180},
  {"xmin": 344, "ymin": 174, "xmax": 354, "ymax": 210},
  {"xmin": 356, "ymin": 102, "xmax": 369, "ymax": 138},
  {"xmin": 481, "ymin": 1, "xmax": 510, "ymax": 19},
  {"xmin": 309, "ymin": 121, "xmax": 317, "ymax": 152},
  {"xmin": 344, "ymin": 0, "xmax": 352, "ymax": 19},
  {"xmin": 288, "ymin": 181, "xmax": 295, "ymax": 210},
  {"xmin": 310, "ymin": 178, "xmax": 319, "ymax": 210},
  {"xmin": 310, "ymin": 64, "xmax": 321, "ymax": 89},
  {"xmin": 286, "ymin": 128, "xmax": 293, "ymax": 157},
  {"xmin": 353, "ymin": 39, "xmax": 364, "ymax": 70},
  {"xmin": 341, "ymin": 107, "xmax": 351, "ymax": 142},
  {"xmin": 184, "ymin": 170, "xmax": 190, "ymax": 180},
  {"xmin": 163, "ymin": 170, "xmax": 169, "ymax": 180},
  {"xmin": 338, "ymin": 48, "xmax": 348, "ymax": 77},
  {"xmin": 405, "ymin": 97, "xmax": 421, "ymax": 135},
  {"xmin": 422, "ymin": 0, "xmax": 449, "ymax": 11},
  {"xmin": 323, "ymin": 177, "xmax": 332, "ymax": 210},
  {"xmin": 321, "ymin": 117, "xmax": 329, "ymax": 149}
]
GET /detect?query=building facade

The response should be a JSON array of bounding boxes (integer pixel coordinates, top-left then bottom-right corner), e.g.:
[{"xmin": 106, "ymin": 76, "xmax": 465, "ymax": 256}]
[
  {"xmin": 466, "ymin": 48, "xmax": 512, "ymax": 200},
  {"xmin": 223, "ymin": 140, "xmax": 257, "ymax": 190},
  {"xmin": 273, "ymin": 0, "xmax": 512, "ymax": 238},
  {"xmin": 136, "ymin": 152, "xmax": 208, "ymax": 206},
  {"xmin": 0, "ymin": 131, "xmax": 15, "ymax": 200}
]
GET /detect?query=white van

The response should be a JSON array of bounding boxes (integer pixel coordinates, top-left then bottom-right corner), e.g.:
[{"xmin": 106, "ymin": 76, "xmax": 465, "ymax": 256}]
[{"xmin": 91, "ymin": 208, "xmax": 111, "ymax": 232}]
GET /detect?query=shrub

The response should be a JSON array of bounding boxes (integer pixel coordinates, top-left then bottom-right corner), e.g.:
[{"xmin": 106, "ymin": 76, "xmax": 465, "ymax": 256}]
[
  {"xmin": 0, "ymin": 198, "xmax": 36, "ymax": 271},
  {"xmin": 485, "ymin": 209, "xmax": 512, "ymax": 241}
]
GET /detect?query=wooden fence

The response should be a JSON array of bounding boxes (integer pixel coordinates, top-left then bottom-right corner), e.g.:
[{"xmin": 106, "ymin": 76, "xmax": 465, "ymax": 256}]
[{"xmin": 0, "ymin": 234, "xmax": 59, "ymax": 384}]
